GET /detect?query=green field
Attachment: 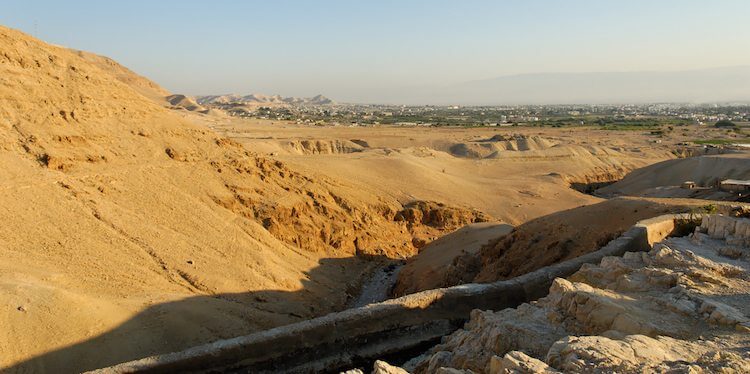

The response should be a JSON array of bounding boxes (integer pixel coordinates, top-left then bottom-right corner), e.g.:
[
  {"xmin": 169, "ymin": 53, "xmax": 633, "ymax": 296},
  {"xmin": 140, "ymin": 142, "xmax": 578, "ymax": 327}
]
[{"xmin": 692, "ymin": 139, "xmax": 741, "ymax": 145}]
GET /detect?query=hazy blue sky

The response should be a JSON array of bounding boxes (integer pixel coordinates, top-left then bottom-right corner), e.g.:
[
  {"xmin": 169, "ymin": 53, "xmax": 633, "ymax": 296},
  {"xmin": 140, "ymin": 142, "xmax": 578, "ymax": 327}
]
[{"xmin": 2, "ymin": 0, "xmax": 749, "ymax": 103}]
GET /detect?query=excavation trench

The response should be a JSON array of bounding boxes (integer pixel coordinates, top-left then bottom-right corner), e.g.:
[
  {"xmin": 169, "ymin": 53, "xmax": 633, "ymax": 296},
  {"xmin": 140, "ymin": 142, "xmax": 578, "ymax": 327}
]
[
  {"xmin": 569, "ymin": 180, "xmax": 617, "ymax": 195},
  {"xmin": 566, "ymin": 170, "xmax": 626, "ymax": 196}
]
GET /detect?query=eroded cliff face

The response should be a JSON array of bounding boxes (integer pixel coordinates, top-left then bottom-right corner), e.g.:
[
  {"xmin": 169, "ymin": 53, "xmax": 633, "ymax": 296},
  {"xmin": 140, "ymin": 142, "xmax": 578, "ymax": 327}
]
[{"xmin": 402, "ymin": 215, "xmax": 750, "ymax": 373}]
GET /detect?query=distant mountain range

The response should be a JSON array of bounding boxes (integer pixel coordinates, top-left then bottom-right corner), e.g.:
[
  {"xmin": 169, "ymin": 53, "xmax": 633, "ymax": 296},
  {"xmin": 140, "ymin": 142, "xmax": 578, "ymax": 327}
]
[
  {"xmin": 375, "ymin": 66, "xmax": 750, "ymax": 105},
  {"xmin": 194, "ymin": 67, "xmax": 750, "ymax": 106},
  {"xmin": 196, "ymin": 93, "xmax": 333, "ymax": 105}
]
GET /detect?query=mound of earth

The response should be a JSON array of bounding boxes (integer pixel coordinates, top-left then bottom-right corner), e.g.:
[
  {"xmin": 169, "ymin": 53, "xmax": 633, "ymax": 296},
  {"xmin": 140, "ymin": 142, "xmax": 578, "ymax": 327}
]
[
  {"xmin": 598, "ymin": 153, "xmax": 750, "ymax": 197},
  {"xmin": 393, "ymin": 198, "xmax": 708, "ymax": 296},
  {"xmin": 448, "ymin": 135, "xmax": 557, "ymax": 159},
  {"xmin": 286, "ymin": 139, "xmax": 366, "ymax": 155},
  {"xmin": 0, "ymin": 25, "xmax": 482, "ymax": 371},
  {"xmin": 166, "ymin": 94, "xmax": 206, "ymax": 112},
  {"xmin": 402, "ymin": 214, "xmax": 750, "ymax": 373},
  {"xmin": 485, "ymin": 133, "xmax": 558, "ymax": 149}
]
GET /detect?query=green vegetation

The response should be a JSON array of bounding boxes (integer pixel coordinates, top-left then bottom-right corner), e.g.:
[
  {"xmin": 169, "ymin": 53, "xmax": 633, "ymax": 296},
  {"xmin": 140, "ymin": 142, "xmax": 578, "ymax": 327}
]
[
  {"xmin": 675, "ymin": 204, "xmax": 719, "ymax": 235},
  {"xmin": 598, "ymin": 124, "xmax": 661, "ymax": 131},
  {"xmin": 715, "ymin": 119, "xmax": 737, "ymax": 128},
  {"xmin": 699, "ymin": 204, "xmax": 719, "ymax": 214},
  {"xmin": 216, "ymin": 102, "xmax": 750, "ymax": 129},
  {"xmin": 692, "ymin": 139, "xmax": 738, "ymax": 145}
]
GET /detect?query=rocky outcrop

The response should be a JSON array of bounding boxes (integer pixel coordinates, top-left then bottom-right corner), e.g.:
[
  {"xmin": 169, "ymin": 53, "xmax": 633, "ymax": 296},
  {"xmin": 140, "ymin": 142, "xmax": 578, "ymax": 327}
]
[
  {"xmin": 394, "ymin": 201, "xmax": 493, "ymax": 248},
  {"xmin": 411, "ymin": 215, "xmax": 750, "ymax": 373},
  {"xmin": 373, "ymin": 360, "xmax": 410, "ymax": 374},
  {"xmin": 394, "ymin": 201, "xmax": 491, "ymax": 230},
  {"xmin": 701, "ymin": 214, "xmax": 750, "ymax": 247}
]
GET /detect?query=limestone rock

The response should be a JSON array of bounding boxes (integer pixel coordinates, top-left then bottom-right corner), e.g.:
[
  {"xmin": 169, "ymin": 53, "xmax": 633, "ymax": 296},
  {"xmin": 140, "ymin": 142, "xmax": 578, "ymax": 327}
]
[
  {"xmin": 410, "ymin": 215, "xmax": 750, "ymax": 373},
  {"xmin": 435, "ymin": 368, "xmax": 474, "ymax": 374},
  {"xmin": 546, "ymin": 334, "xmax": 699, "ymax": 372},
  {"xmin": 340, "ymin": 369, "xmax": 364, "ymax": 374},
  {"xmin": 373, "ymin": 360, "xmax": 409, "ymax": 374},
  {"xmin": 489, "ymin": 351, "xmax": 559, "ymax": 374}
]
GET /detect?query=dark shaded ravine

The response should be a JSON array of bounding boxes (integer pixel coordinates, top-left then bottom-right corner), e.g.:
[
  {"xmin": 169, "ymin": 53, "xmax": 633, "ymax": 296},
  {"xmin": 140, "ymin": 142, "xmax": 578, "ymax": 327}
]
[{"xmin": 349, "ymin": 263, "xmax": 404, "ymax": 308}]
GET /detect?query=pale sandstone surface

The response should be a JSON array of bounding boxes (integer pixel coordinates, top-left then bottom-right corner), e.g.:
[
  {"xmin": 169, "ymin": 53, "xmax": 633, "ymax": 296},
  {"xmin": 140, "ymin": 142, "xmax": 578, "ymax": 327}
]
[{"xmin": 401, "ymin": 215, "xmax": 750, "ymax": 373}]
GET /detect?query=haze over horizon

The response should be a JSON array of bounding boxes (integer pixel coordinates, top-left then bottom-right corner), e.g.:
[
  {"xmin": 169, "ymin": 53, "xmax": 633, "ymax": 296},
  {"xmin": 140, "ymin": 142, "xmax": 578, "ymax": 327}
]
[{"xmin": 3, "ymin": 0, "xmax": 750, "ymax": 104}]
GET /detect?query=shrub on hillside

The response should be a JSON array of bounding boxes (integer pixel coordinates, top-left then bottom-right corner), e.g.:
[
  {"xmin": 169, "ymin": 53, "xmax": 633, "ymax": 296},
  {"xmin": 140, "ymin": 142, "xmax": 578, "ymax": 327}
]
[{"xmin": 715, "ymin": 120, "xmax": 737, "ymax": 128}]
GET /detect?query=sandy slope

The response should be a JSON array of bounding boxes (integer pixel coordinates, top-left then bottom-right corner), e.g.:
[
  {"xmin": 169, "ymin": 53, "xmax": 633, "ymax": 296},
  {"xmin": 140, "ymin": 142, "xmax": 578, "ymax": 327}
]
[
  {"xmin": 393, "ymin": 198, "xmax": 712, "ymax": 296},
  {"xmin": 0, "ymin": 26, "xmax": 482, "ymax": 372},
  {"xmin": 72, "ymin": 48, "xmax": 171, "ymax": 103},
  {"xmin": 598, "ymin": 153, "xmax": 750, "ymax": 197},
  {"xmin": 207, "ymin": 117, "xmax": 676, "ymax": 225},
  {"xmin": 393, "ymin": 222, "xmax": 513, "ymax": 296}
]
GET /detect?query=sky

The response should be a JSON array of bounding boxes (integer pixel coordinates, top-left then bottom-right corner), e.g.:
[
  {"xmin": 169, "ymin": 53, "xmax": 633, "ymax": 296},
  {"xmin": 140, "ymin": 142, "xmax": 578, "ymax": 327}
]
[{"xmin": 2, "ymin": 0, "xmax": 750, "ymax": 103}]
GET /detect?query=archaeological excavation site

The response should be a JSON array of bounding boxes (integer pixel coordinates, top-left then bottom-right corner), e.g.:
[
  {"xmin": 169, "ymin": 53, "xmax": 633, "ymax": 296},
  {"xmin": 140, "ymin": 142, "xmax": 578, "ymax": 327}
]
[{"xmin": 2, "ymin": 2, "xmax": 750, "ymax": 373}]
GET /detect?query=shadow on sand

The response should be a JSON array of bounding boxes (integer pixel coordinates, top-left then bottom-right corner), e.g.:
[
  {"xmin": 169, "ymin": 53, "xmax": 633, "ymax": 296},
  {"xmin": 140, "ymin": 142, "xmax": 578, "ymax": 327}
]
[{"xmin": 9, "ymin": 256, "xmax": 391, "ymax": 373}]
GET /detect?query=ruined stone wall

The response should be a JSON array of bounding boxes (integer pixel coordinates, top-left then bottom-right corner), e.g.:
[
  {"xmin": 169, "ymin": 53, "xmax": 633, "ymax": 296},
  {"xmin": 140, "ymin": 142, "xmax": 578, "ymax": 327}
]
[{"xmin": 93, "ymin": 214, "xmax": 699, "ymax": 374}]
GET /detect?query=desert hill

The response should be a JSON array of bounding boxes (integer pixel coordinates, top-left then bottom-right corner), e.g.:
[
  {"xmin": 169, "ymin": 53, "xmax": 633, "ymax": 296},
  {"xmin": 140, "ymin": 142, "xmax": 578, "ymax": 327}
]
[
  {"xmin": 71, "ymin": 48, "xmax": 171, "ymax": 103},
  {"xmin": 0, "ymin": 25, "xmax": 479, "ymax": 372}
]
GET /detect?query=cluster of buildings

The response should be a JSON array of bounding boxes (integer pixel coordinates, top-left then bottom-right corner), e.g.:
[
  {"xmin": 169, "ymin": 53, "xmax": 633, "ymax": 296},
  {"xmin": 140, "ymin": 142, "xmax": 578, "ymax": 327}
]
[{"xmin": 203, "ymin": 100, "xmax": 750, "ymax": 128}]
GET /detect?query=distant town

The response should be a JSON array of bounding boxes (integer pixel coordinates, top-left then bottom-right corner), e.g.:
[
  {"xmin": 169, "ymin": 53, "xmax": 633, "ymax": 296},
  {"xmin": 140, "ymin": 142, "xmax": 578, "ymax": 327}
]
[{"xmin": 201, "ymin": 99, "xmax": 750, "ymax": 130}]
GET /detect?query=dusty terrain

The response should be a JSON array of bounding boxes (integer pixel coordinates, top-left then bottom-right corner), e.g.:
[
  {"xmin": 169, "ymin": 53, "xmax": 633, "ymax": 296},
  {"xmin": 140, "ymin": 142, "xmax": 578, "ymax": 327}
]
[
  {"xmin": 197, "ymin": 115, "xmax": 679, "ymax": 225},
  {"xmin": 2, "ymin": 23, "xmax": 748, "ymax": 373},
  {"xmin": 0, "ymin": 26, "xmax": 485, "ymax": 372}
]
